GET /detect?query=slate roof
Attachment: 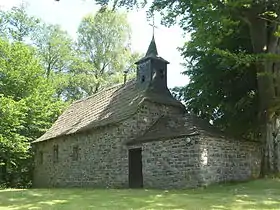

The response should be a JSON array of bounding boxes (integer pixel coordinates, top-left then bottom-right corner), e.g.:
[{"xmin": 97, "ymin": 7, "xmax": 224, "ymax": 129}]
[
  {"xmin": 126, "ymin": 114, "xmax": 226, "ymax": 145},
  {"xmin": 135, "ymin": 35, "xmax": 169, "ymax": 65},
  {"xmin": 33, "ymin": 80, "xmax": 184, "ymax": 143}
]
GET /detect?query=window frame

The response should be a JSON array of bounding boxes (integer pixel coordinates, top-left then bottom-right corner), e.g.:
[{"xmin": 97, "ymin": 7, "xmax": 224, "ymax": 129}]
[
  {"xmin": 53, "ymin": 145, "xmax": 59, "ymax": 163},
  {"xmin": 39, "ymin": 151, "xmax": 43, "ymax": 164},
  {"xmin": 72, "ymin": 145, "xmax": 79, "ymax": 161}
]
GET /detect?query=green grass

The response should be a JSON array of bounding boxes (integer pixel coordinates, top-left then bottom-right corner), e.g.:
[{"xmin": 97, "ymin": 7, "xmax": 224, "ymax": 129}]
[{"xmin": 0, "ymin": 179, "xmax": 280, "ymax": 210}]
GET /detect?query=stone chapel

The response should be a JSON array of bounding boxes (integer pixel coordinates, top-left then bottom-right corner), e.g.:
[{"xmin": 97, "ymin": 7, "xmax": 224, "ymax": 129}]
[{"xmin": 32, "ymin": 35, "xmax": 261, "ymax": 189}]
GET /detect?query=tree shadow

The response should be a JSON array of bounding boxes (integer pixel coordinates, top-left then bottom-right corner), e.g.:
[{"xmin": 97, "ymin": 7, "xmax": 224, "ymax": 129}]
[{"xmin": 0, "ymin": 179, "xmax": 280, "ymax": 209}]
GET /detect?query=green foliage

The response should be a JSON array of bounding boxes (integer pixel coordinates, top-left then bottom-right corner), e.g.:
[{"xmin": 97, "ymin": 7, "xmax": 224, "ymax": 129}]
[
  {"xmin": 34, "ymin": 24, "xmax": 75, "ymax": 78},
  {"xmin": 1, "ymin": 5, "xmax": 140, "ymax": 102},
  {"xmin": 33, "ymin": 24, "xmax": 78, "ymax": 101},
  {"xmin": 0, "ymin": 5, "xmax": 40, "ymax": 42},
  {"xmin": 171, "ymin": 19, "xmax": 260, "ymax": 138},
  {"xmin": 149, "ymin": 1, "xmax": 280, "ymax": 140},
  {"xmin": 72, "ymin": 9, "xmax": 140, "ymax": 97},
  {"xmin": 0, "ymin": 38, "xmax": 65, "ymax": 187}
]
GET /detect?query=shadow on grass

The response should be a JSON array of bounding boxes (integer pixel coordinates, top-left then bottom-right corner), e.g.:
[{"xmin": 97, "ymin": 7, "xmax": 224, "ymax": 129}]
[{"xmin": 0, "ymin": 179, "xmax": 280, "ymax": 209}]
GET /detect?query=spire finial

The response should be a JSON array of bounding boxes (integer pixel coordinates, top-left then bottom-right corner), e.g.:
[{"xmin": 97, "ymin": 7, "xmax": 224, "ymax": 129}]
[
  {"xmin": 149, "ymin": 14, "xmax": 157, "ymax": 37},
  {"xmin": 145, "ymin": 35, "xmax": 158, "ymax": 57},
  {"xmin": 146, "ymin": 14, "xmax": 158, "ymax": 57}
]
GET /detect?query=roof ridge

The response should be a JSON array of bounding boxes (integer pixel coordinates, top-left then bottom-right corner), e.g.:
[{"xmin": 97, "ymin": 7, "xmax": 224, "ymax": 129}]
[{"xmin": 72, "ymin": 80, "xmax": 135, "ymax": 105}]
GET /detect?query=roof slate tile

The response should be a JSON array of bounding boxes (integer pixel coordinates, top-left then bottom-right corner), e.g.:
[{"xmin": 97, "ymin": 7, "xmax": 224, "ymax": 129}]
[{"xmin": 33, "ymin": 79, "xmax": 183, "ymax": 143}]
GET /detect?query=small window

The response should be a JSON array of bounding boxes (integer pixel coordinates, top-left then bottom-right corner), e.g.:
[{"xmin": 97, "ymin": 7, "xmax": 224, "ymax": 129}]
[
  {"xmin": 159, "ymin": 69, "xmax": 165, "ymax": 79},
  {"xmin": 39, "ymin": 151, "xmax": 43, "ymax": 164},
  {"xmin": 275, "ymin": 86, "xmax": 278, "ymax": 97},
  {"xmin": 141, "ymin": 75, "xmax": 145, "ymax": 83},
  {"xmin": 72, "ymin": 146, "xmax": 79, "ymax": 161},
  {"xmin": 53, "ymin": 145, "xmax": 58, "ymax": 163}
]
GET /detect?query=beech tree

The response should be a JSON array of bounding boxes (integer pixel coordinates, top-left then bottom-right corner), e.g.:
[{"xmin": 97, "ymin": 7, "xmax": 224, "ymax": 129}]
[{"xmin": 172, "ymin": 16, "xmax": 258, "ymax": 139}]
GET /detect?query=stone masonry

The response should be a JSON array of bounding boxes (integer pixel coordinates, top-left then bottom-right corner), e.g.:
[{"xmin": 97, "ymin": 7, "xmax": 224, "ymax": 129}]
[
  {"xmin": 141, "ymin": 136, "xmax": 260, "ymax": 189},
  {"xmin": 33, "ymin": 101, "xmax": 182, "ymax": 188},
  {"xmin": 33, "ymin": 100, "xmax": 261, "ymax": 188}
]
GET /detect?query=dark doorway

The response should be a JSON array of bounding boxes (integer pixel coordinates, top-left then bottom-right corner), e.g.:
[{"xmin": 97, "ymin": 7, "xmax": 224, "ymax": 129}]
[{"xmin": 129, "ymin": 148, "xmax": 143, "ymax": 188}]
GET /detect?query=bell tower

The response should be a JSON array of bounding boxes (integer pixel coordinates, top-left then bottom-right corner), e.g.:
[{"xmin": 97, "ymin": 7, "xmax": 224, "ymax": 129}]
[{"xmin": 135, "ymin": 35, "xmax": 169, "ymax": 91}]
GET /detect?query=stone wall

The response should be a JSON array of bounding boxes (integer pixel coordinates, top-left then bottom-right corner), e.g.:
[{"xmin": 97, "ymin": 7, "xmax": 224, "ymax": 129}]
[
  {"xmin": 141, "ymin": 136, "xmax": 201, "ymax": 189},
  {"xmin": 33, "ymin": 100, "xmax": 261, "ymax": 189},
  {"xmin": 141, "ymin": 135, "xmax": 261, "ymax": 189},
  {"xmin": 33, "ymin": 101, "xmax": 182, "ymax": 188},
  {"xmin": 198, "ymin": 134, "xmax": 261, "ymax": 186}
]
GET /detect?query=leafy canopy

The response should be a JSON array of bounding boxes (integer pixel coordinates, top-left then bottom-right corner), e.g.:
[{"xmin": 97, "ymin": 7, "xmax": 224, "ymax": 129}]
[{"xmin": 0, "ymin": 38, "xmax": 64, "ymax": 186}]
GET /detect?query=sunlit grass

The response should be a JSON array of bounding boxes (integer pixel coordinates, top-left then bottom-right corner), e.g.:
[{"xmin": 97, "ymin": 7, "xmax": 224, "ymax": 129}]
[{"xmin": 0, "ymin": 179, "xmax": 280, "ymax": 209}]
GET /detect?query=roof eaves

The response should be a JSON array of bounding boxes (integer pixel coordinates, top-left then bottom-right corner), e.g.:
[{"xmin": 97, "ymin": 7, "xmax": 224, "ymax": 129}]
[
  {"xmin": 126, "ymin": 132, "xmax": 200, "ymax": 146},
  {"xmin": 32, "ymin": 93, "xmax": 146, "ymax": 144}
]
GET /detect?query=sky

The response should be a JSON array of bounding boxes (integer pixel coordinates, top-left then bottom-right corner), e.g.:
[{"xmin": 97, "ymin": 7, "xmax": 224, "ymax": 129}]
[{"xmin": 0, "ymin": 0, "xmax": 190, "ymax": 88}]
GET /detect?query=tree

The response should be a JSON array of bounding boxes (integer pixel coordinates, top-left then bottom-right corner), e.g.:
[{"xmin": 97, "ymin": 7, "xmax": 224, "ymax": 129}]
[
  {"xmin": 0, "ymin": 38, "xmax": 65, "ymax": 187},
  {"xmin": 34, "ymin": 24, "xmax": 74, "ymax": 78},
  {"xmin": 73, "ymin": 9, "xmax": 140, "ymax": 97},
  {"xmin": 147, "ymin": 0, "xmax": 280, "ymax": 176},
  {"xmin": 0, "ymin": 4, "xmax": 40, "ymax": 42},
  {"xmin": 0, "ymin": 4, "xmax": 139, "ymax": 102},
  {"xmin": 33, "ymin": 24, "xmax": 77, "ymax": 101},
  {"xmin": 0, "ymin": 96, "xmax": 28, "ymax": 186},
  {"xmin": 172, "ymin": 18, "xmax": 258, "ymax": 139}
]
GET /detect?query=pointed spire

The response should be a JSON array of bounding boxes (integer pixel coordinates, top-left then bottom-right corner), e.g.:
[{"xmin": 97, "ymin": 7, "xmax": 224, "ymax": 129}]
[{"xmin": 145, "ymin": 35, "xmax": 158, "ymax": 57}]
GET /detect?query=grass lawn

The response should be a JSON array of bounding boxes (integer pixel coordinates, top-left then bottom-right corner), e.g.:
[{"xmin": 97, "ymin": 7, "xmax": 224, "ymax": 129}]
[{"xmin": 0, "ymin": 179, "xmax": 280, "ymax": 210}]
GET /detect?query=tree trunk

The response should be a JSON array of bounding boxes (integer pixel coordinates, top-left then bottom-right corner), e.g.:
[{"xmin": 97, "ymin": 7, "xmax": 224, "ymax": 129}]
[
  {"xmin": 260, "ymin": 37, "xmax": 280, "ymax": 177},
  {"xmin": 0, "ymin": 158, "xmax": 7, "ymax": 185},
  {"xmin": 261, "ymin": 117, "xmax": 280, "ymax": 176},
  {"xmin": 245, "ymin": 6, "xmax": 280, "ymax": 176}
]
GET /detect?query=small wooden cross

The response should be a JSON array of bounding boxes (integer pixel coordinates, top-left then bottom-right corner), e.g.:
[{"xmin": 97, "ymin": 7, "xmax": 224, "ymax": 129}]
[{"xmin": 149, "ymin": 14, "xmax": 158, "ymax": 36}]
